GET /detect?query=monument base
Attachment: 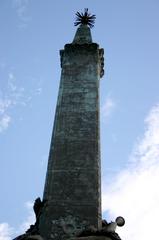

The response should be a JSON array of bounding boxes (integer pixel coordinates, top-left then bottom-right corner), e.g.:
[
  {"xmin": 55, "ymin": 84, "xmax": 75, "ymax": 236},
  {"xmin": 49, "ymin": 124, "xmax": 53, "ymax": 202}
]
[
  {"xmin": 69, "ymin": 237, "xmax": 112, "ymax": 240},
  {"xmin": 14, "ymin": 236, "xmax": 114, "ymax": 240},
  {"xmin": 13, "ymin": 198, "xmax": 124, "ymax": 240}
]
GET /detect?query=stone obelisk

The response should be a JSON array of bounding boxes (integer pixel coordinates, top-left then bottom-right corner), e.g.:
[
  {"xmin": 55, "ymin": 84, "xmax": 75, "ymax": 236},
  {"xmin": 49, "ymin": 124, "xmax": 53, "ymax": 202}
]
[
  {"xmin": 39, "ymin": 10, "xmax": 104, "ymax": 240},
  {"xmin": 13, "ymin": 10, "xmax": 125, "ymax": 240}
]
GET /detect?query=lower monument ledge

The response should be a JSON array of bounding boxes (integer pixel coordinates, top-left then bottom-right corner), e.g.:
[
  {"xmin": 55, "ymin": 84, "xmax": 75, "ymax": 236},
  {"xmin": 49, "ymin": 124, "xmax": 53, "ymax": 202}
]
[{"xmin": 69, "ymin": 237, "xmax": 112, "ymax": 240}]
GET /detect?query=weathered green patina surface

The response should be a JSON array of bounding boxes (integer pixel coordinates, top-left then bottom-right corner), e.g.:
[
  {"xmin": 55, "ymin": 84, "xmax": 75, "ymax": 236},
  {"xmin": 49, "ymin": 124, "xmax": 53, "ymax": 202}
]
[{"xmin": 39, "ymin": 24, "xmax": 104, "ymax": 240}]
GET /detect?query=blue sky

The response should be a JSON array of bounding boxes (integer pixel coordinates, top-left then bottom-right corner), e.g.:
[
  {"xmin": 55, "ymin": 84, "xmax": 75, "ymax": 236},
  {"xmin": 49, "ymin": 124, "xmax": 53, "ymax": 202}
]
[{"xmin": 1, "ymin": 1, "xmax": 159, "ymax": 239}]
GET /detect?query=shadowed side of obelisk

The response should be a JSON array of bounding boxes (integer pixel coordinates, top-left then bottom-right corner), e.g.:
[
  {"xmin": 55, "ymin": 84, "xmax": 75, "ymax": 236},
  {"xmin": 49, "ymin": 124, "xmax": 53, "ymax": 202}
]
[
  {"xmin": 12, "ymin": 10, "xmax": 126, "ymax": 240},
  {"xmin": 38, "ymin": 23, "xmax": 104, "ymax": 240}
]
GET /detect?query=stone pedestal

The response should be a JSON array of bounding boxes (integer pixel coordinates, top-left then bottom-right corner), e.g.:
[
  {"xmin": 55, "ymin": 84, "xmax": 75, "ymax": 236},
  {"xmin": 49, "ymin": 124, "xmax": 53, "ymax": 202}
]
[{"xmin": 69, "ymin": 237, "xmax": 111, "ymax": 240}]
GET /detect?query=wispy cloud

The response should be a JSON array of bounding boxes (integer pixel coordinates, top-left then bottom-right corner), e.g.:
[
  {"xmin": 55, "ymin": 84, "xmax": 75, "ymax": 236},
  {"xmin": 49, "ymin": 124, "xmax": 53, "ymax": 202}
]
[
  {"xmin": 0, "ymin": 72, "xmax": 23, "ymax": 133},
  {"xmin": 102, "ymin": 103, "xmax": 159, "ymax": 240},
  {"xmin": 0, "ymin": 99, "xmax": 12, "ymax": 115},
  {"xmin": 0, "ymin": 61, "xmax": 6, "ymax": 70},
  {"xmin": 0, "ymin": 201, "xmax": 35, "ymax": 240},
  {"xmin": 35, "ymin": 87, "xmax": 42, "ymax": 96},
  {"xmin": 12, "ymin": 0, "xmax": 31, "ymax": 28},
  {"xmin": 0, "ymin": 71, "xmax": 42, "ymax": 133},
  {"xmin": 7, "ymin": 72, "xmax": 25, "ymax": 104},
  {"xmin": 0, "ymin": 97, "xmax": 12, "ymax": 133},
  {"xmin": 101, "ymin": 96, "xmax": 115, "ymax": 122}
]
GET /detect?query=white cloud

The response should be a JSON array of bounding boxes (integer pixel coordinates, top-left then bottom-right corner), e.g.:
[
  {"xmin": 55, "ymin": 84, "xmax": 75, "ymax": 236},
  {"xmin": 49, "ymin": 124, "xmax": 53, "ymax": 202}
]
[
  {"xmin": 102, "ymin": 103, "xmax": 159, "ymax": 240},
  {"xmin": 0, "ymin": 99, "xmax": 12, "ymax": 114},
  {"xmin": 101, "ymin": 96, "xmax": 115, "ymax": 122},
  {"xmin": 18, "ymin": 201, "xmax": 35, "ymax": 234},
  {"xmin": 0, "ymin": 115, "xmax": 11, "ymax": 133},
  {"xmin": 0, "ymin": 201, "xmax": 35, "ymax": 240},
  {"xmin": 0, "ymin": 223, "xmax": 13, "ymax": 240}
]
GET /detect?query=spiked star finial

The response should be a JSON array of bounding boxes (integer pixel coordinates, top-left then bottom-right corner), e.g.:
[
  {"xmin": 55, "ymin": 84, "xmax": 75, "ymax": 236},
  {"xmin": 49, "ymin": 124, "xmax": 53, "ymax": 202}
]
[{"xmin": 74, "ymin": 8, "xmax": 96, "ymax": 28}]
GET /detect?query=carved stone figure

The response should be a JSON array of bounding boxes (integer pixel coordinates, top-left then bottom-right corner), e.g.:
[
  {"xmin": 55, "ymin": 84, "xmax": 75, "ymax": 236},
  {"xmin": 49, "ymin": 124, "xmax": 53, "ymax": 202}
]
[
  {"xmin": 13, "ymin": 198, "xmax": 46, "ymax": 240},
  {"xmin": 77, "ymin": 217, "xmax": 125, "ymax": 240}
]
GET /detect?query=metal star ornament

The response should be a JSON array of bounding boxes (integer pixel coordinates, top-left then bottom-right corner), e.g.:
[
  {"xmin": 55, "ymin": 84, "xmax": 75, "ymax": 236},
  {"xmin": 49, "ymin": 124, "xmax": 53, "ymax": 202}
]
[{"xmin": 74, "ymin": 8, "xmax": 96, "ymax": 28}]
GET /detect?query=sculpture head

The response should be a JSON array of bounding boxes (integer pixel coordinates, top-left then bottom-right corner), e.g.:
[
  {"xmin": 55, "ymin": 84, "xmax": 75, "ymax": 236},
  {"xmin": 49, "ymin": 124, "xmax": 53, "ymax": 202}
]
[
  {"xmin": 35, "ymin": 198, "xmax": 41, "ymax": 204},
  {"xmin": 116, "ymin": 216, "xmax": 125, "ymax": 227}
]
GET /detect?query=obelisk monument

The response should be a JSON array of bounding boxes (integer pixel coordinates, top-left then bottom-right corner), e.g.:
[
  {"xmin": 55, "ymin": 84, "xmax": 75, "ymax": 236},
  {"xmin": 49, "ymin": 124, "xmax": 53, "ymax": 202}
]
[
  {"xmin": 39, "ymin": 9, "xmax": 104, "ymax": 240},
  {"xmin": 13, "ymin": 9, "xmax": 125, "ymax": 240}
]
